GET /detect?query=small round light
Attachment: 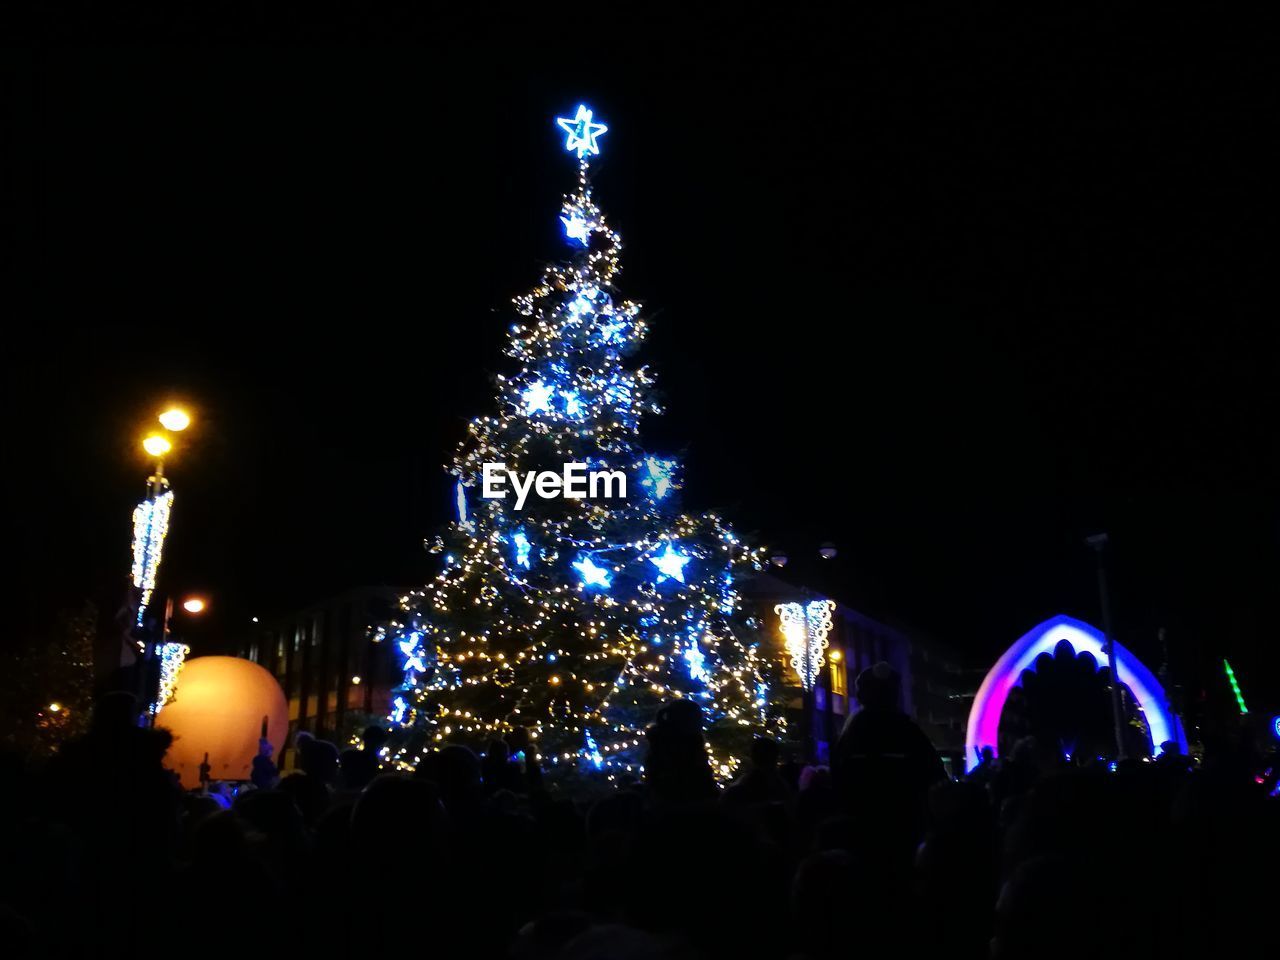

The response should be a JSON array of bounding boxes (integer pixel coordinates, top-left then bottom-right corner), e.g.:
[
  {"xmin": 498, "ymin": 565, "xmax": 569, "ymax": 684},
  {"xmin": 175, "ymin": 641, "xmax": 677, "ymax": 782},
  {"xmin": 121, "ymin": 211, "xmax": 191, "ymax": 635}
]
[
  {"xmin": 351, "ymin": 675, "xmax": 362, "ymax": 685},
  {"xmin": 159, "ymin": 408, "xmax": 191, "ymax": 431},
  {"xmin": 48, "ymin": 702, "xmax": 62, "ymax": 713},
  {"xmin": 142, "ymin": 434, "xmax": 171, "ymax": 457},
  {"xmin": 182, "ymin": 598, "xmax": 206, "ymax": 614}
]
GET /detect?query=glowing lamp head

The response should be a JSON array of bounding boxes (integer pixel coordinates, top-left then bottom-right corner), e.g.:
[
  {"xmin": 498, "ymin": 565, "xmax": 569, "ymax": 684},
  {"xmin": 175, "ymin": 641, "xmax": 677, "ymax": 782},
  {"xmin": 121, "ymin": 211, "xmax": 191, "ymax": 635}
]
[
  {"xmin": 182, "ymin": 597, "xmax": 206, "ymax": 614},
  {"xmin": 48, "ymin": 702, "xmax": 62, "ymax": 713},
  {"xmin": 142, "ymin": 434, "xmax": 171, "ymax": 457},
  {"xmin": 159, "ymin": 408, "xmax": 191, "ymax": 431}
]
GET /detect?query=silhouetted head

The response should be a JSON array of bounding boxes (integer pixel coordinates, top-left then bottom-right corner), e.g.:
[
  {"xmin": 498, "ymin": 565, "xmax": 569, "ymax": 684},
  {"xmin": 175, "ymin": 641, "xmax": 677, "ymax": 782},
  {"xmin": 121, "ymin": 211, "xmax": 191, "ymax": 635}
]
[
  {"xmin": 854, "ymin": 662, "xmax": 901, "ymax": 710},
  {"xmin": 654, "ymin": 698, "xmax": 704, "ymax": 736},
  {"xmin": 750, "ymin": 736, "xmax": 781, "ymax": 769},
  {"xmin": 435, "ymin": 745, "xmax": 483, "ymax": 804},
  {"xmin": 361, "ymin": 724, "xmax": 389, "ymax": 751},
  {"xmin": 91, "ymin": 691, "xmax": 140, "ymax": 733}
]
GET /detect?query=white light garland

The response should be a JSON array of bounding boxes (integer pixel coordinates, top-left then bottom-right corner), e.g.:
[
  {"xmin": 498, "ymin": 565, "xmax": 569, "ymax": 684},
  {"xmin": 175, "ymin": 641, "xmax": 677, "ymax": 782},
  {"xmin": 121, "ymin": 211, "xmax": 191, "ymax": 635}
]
[
  {"xmin": 131, "ymin": 487, "xmax": 174, "ymax": 626},
  {"xmin": 775, "ymin": 599, "xmax": 834, "ymax": 690},
  {"xmin": 153, "ymin": 640, "xmax": 190, "ymax": 714}
]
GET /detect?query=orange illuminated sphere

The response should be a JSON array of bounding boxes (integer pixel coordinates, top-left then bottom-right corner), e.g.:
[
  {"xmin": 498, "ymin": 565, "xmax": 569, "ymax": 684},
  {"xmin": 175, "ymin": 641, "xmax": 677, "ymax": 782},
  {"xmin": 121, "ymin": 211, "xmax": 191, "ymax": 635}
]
[{"xmin": 157, "ymin": 656, "xmax": 288, "ymax": 789}]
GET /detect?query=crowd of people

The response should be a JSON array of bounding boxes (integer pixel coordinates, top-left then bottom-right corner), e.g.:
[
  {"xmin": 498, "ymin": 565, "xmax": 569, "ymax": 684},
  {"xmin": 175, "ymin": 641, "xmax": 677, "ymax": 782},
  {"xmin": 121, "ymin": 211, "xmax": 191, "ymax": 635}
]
[{"xmin": 0, "ymin": 664, "xmax": 1272, "ymax": 959}]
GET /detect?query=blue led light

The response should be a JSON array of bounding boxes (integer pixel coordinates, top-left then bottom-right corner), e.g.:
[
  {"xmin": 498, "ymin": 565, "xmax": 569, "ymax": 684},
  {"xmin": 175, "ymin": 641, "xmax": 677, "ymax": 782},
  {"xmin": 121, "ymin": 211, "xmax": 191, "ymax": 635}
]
[
  {"xmin": 522, "ymin": 380, "xmax": 555, "ymax": 414},
  {"xmin": 561, "ymin": 214, "xmax": 591, "ymax": 245},
  {"xmin": 455, "ymin": 480, "xmax": 468, "ymax": 525},
  {"xmin": 641, "ymin": 457, "xmax": 676, "ymax": 500},
  {"xmin": 513, "ymin": 529, "xmax": 532, "ymax": 568},
  {"xmin": 391, "ymin": 696, "xmax": 409, "ymax": 724},
  {"xmin": 650, "ymin": 543, "xmax": 691, "ymax": 583},
  {"xmin": 560, "ymin": 389, "xmax": 584, "ymax": 418},
  {"xmin": 582, "ymin": 731, "xmax": 604, "ymax": 769},
  {"xmin": 598, "ymin": 317, "xmax": 626, "ymax": 342},
  {"xmin": 573, "ymin": 555, "xmax": 612, "ymax": 589},
  {"xmin": 399, "ymin": 632, "xmax": 426, "ymax": 676},
  {"xmin": 683, "ymin": 640, "xmax": 708, "ymax": 683},
  {"xmin": 556, "ymin": 104, "xmax": 608, "ymax": 159}
]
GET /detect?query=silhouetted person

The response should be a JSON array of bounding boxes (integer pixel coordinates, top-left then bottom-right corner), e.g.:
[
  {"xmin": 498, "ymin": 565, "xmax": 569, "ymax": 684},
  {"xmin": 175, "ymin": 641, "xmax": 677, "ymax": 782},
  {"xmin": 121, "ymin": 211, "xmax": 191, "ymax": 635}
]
[
  {"xmin": 831, "ymin": 662, "xmax": 945, "ymax": 858},
  {"xmin": 42, "ymin": 691, "xmax": 181, "ymax": 950},
  {"xmin": 643, "ymin": 699, "xmax": 718, "ymax": 805},
  {"xmin": 722, "ymin": 736, "xmax": 791, "ymax": 809},
  {"xmin": 250, "ymin": 737, "xmax": 277, "ymax": 790},
  {"xmin": 294, "ymin": 730, "xmax": 340, "ymax": 786}
]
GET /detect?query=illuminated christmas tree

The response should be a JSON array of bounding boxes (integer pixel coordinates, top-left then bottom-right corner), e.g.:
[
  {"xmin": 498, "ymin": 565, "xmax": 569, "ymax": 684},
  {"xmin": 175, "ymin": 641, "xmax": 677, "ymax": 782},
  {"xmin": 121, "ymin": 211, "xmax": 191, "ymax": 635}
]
[{"xmin": 379, "ymin": 105, "xmax": 782, "ymax": 780}]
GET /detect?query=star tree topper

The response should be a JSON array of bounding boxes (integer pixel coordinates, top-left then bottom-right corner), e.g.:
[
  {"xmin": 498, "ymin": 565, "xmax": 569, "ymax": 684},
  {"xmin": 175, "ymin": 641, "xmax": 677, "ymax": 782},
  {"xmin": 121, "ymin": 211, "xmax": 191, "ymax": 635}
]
[{"xmin": 557, "ymin": 104, "xmax": 608, "ymax": 159}]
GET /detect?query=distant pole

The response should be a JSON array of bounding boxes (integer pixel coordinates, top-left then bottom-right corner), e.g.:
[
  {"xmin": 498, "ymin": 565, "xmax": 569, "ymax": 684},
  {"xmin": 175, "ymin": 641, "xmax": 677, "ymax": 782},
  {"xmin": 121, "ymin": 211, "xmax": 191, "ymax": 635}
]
[
  {"xmin": 1086, "ymin": 533, "xmax": 1126, "ymax": 760},
  {"xmin": 800, "ymin": 585, "xmax": 815, "ymax": 762}
]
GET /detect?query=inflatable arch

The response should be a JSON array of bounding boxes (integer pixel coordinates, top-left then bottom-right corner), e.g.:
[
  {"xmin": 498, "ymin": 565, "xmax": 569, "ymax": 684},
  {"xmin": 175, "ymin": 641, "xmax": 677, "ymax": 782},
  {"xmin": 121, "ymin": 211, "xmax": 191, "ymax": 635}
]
[{"xmin": 965, "ymin": 614, "xmax": 1187, "ymax": 771}]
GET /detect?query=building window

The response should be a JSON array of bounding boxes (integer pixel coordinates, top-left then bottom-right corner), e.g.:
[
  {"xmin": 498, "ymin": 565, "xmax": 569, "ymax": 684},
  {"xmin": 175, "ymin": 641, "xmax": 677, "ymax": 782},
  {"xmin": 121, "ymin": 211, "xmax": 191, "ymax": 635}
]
[{"xmin": 830, "ymin": 654, "xmax": 847, "ymax": 697}]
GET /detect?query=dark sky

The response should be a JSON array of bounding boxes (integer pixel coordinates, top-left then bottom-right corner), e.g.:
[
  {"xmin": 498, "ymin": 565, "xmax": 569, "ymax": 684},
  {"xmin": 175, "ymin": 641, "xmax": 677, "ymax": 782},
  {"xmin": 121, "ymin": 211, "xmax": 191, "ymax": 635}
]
[{"xmin": 8, "ymin": 8, "xmax": 1277, "ymax": 712}]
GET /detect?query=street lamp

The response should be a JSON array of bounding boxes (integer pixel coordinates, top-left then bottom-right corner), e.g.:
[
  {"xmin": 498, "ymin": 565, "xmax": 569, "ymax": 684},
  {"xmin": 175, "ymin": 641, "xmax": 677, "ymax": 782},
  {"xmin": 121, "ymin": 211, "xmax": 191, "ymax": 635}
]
[
  {"xmin": 182, "ymin": 597, "xmax": 207, "ymax": 614},
  {"xmin": 128, "ymin": 406, "xmax": 196, "ymax": 719},
  {"xmin": 142, "ymin": 434, "xmax": 171, "ymax": 458},
  {"xmin": 158, "ymin": 407, "xmax": 191, "ymax": 432},
  {"xmin": 1086, "ymin": 533, "xmax": 1127, "ymax": 761}
]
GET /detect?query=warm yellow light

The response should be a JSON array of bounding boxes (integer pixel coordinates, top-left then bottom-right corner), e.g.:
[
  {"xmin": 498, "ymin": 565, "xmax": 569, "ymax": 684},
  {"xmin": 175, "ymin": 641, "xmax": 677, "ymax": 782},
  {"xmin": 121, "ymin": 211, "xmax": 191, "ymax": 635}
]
[
  {"xmin": 48, "ymin": 702, "xmax": 62, "ymax": 713},
  {"xmin": 159, "ymin": 408, "xmax": 191, "ymax": 431},
  {"xmin": 182, "ymin": 597, "xmax": 206, "ymax": 614},
  {"xmin": 830, "ymin": 650, "xmax": 842, "ymax": 662},
  {"xmin": 143, "ymin": 434, "xmax": 171, "ymax": 457},
  {"xmin": 351, "ymin": 675, "xmax": 362, "ymax": 685}
]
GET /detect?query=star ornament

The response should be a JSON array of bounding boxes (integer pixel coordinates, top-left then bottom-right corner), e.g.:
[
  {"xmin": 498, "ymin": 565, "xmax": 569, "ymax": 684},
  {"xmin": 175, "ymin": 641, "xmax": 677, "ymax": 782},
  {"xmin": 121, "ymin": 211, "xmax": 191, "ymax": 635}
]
[
  {"xmin": 557, "ymin": 104, "xmax": 608, "ymax": 159},
  {"xmin": 574, "ymin": 555, "xmax": 612, "ymax": 589},
  {"xmin": 522, "ymin": 380, "xmax": 555, "ymax": 414},
  {"xmin": 561, "ymin": 214, "xmax": 591, "ymax": 245},
  {"xmin": 650, "ymin": 544, "xmax": 691, "ymax": 583}
]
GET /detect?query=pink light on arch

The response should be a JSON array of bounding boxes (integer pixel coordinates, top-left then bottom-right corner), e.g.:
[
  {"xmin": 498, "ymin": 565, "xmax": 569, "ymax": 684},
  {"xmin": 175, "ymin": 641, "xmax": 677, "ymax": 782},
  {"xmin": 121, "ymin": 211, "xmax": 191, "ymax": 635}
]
[{"xmin": 964, "ymin": 614, "xmax": 1187, "ymax": 771}]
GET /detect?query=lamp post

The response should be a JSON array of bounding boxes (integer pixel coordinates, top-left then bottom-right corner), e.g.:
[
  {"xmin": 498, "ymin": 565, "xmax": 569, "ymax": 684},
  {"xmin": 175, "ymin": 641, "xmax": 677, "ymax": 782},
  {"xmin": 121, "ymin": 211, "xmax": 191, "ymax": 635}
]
[
  {"xmin": 1086, "ymin": 533, "xmax": 1127, "ymax": 761},
  {"xmin": 128, "ymin": 407, "xmax": 192, "ymax": 717}
]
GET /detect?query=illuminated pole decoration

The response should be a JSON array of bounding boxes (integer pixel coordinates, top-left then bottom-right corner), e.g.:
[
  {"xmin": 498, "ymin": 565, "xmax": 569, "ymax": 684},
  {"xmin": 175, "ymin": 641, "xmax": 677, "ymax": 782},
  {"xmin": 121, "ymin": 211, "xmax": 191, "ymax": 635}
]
[
  {"xmin": 1223, "ymin": 659, "xmax": 1248, "ymax": 714},
  {"xmin": 964, "ymin": 614, "xmax": 1188, "ymax": 771},
  {"xmin": 153, "ymin": 641, "xmax": 190, "ymax": 714},
  {"xmin": 372, "ymin": 105, "xmax": 781, "ymax": 782},
  {"xmin": 775, "ymin": 599, "xmax": 835, "ymax": 690},
  {"xmin": 131, "ymin": 483, "xmax": 174, "ymax": 629}
]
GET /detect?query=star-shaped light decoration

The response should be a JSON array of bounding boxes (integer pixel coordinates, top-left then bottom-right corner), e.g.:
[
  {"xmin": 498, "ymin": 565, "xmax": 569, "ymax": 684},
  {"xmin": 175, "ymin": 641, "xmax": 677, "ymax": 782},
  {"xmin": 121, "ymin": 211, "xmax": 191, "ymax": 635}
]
[
  {"xmin": 561, "ymin": 214, "xmax": 591, "ymax": 245},
  {"xmin": 683, "ymin": 639, "xmax": 709, "ymax": 683},
  {"xmin": 573, "ymin": 555, "xmax": 612, "ymax": 589},
  {"xmin": 650, "ymin": 543, "xmax": 691, "ymax": 583},
  {"xmin": 598, "ymin": 316, "xmax": 626, "ymax": 343},
  {"xmin": 556, "ymin": 104, "xmax": 608, "ymax": 159},
  {"xmin": 560, "ymin": 389, "xmax": 584, "ymax": 418},
  {"xmin": 521, "ymin": 380, "xmax": 555, "ymax": 414},
  {"xmin": 642, "ymin": 457, "xmax": 677, "ymax": 499}
]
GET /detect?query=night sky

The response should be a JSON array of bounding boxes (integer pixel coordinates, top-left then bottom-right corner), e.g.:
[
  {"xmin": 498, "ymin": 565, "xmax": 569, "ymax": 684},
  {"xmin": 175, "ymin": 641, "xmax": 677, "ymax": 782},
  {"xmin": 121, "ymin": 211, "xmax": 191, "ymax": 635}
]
[{"xmin": 8, "ymin": 8, "xmax": 1276, "ymax": 712}]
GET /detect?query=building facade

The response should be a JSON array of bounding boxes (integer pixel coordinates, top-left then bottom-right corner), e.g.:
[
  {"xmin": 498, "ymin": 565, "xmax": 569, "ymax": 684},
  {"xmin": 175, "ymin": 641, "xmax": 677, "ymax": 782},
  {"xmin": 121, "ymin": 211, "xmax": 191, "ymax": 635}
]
[
  {"xmin": 747, "ymin": 573, "xmax": 972, "ymax": 770},
  {"xmin": 239, "ymin": 586, "xmax": 400, "ymax": 760}
]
